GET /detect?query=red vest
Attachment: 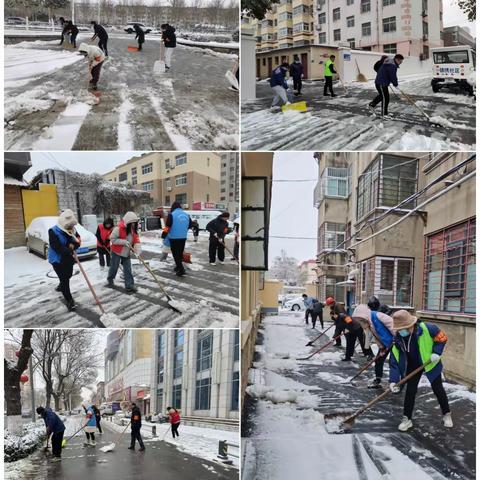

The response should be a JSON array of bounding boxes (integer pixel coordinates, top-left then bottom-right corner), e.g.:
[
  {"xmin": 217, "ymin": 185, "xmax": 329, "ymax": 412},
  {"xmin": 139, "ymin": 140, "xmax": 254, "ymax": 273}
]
[
  {"xmin": 169, "ymin": 410, "xmax": 181, "ymax": 424},
  {"xmin": 97, "ymin": 224, "xmax": 113, "ymax": 248},
  {"xmin": 110, "ymin": 220, "xmax": 140, "ymax": 255}
]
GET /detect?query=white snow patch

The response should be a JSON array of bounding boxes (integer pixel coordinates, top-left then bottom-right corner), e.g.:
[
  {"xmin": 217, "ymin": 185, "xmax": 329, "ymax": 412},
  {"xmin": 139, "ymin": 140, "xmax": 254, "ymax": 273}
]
[{"xmin": 100, "ymin": 313, "xmax": 121, "ymax": 328}]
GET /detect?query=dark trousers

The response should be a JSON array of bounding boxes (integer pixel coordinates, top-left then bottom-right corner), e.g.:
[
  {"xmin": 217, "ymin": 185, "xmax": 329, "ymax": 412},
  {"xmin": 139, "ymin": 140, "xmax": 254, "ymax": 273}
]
[
  {"xmin": 96, "ymin": 416, "xmax": 102, "ymax": 434},
  {"xmin": 171, "ymin": 422, "xmax": 180, "ymax": 438},
  {"xmin": 98, "ymin": 37, "xmax": 108, "ymax": 56},
  {"xmin": 333, "ymin": 321, "xmax": 343, "ymax": 346},
  {"xmin": 85, "ymin": 432, "xmax": 95, "ymax": 441},
  {"xmin": 324, "ymin": 76, "xmax": 334, "ymax": 95},
  {"xmin": 404, "ymin": 370, "xmax": 450, "ymax": 419},
  {"xmin": 131, "ymin": 426, "xmax": 145, "ymax": 448},
  {"xmin": 311, "ymin": 312, "xmax": 323, "ymax": 329},
  {"xmin": 97, "ymin": 247, "xmax": 111, "ymax": 267},
  {"xmin": 293, "ymin": 77, "xmax": 302, "ymax": 93},
  {"xmin": 52, "ymin": 261, "xmax": 74, "ymax": 303},
  {"xmin": 71, "ymin": 32, "xmax": 78, "ymax": 48},
  {"xmin": 374, "ymin": 351, "xmax": 388, "ymax": 379},
  {"xmin": 209, "ymin": 237, "xmax": 225, "ymax": 263},
  {"xmin": 233, "ymin": 240, "xmax": 239, "ymax": 259},
  {"xmin": 90, "ymin": 62, "xmax": 103, "ymax": 86},
  {"xmin": 345, "ymin": 328, "xmax": 367, "ymax": 359},
  {"xmin": 370, "ymin": 84, "xmax": 390, "ymax": 115},
  {"xmin": 170, "ymin": 238, "xmax": 187, "ymax": 274},
  {"xmin": 304, "ymin": 309, "xmax": 312, "ymax": 324},
  {"xmin": 51, "ymin": 431, "xmax": 64, "ymax": 457},
  {"xmin": 137, "ymin": 38, "xmax": 145, "ymax": 50}
]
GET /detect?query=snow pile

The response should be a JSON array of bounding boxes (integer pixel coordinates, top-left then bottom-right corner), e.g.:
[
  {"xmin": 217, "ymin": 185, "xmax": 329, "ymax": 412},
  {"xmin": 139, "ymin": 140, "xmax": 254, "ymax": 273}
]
[
  {"xmin": 100, "ymin": 313, "xmax": 122, "ymax": 327},
  {"xmin": 4, "ymin": 422, "xmax": 45, "ymax": 462},
  {"xmin": 246, "ymin": 384, "xmax": 318, "ymax": 408},
  {"xmin": 5, "ymin": 46, "xmax": 83, "ymax": 89},
  {"xmin": 429, "ymin": 116, "xmax": 474, "ymax": 130},
  {"xmin": 388, "ymin": 132, "xmax": 472, "ymax": 151}
]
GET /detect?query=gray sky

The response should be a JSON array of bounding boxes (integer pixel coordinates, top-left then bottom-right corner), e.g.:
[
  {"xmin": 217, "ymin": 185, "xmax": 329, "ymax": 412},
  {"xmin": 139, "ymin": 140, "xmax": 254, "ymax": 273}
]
[
  {"xmin": 269, "ymin": 152, "xmax": 318, "ymax": 265},
  {"xmin": 26, "ymin": 152, "xmax": 146, "ymax": 181},
  {"xmin": 442, "ymin": 0, "xmax": 475, "ymax": 34}
]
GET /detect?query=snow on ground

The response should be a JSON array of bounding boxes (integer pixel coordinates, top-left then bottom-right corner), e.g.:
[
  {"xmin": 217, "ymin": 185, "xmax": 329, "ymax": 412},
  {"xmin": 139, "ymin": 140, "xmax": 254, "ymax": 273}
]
[
  {"xmin": 103, "ymin": 419, "xmax": 239, "ymax": 468},
  {"xmin": 5, "ymin": 36, "xmax": 238, "ymax": 151},
  {"xmin": 241, "ymin": 76, "xmax": 475, "ymax": 151},
  {"xmin": 242, "ymin": 312, "xmax": 476, "ymax": 479},
  {"xmin": 4, "ymin": 232, "xmax": 238, "ymax": 328}
]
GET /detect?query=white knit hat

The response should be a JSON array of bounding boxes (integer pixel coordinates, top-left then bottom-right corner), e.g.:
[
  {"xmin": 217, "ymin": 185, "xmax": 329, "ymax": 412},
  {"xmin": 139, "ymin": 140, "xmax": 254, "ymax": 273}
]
[
  {"xmin": 123, "ymin": 211, "xmax": 139, "ymax": 224},
  {"xmin": 58, "ymin": 209, "xmax": 78, "ymax": 230}
]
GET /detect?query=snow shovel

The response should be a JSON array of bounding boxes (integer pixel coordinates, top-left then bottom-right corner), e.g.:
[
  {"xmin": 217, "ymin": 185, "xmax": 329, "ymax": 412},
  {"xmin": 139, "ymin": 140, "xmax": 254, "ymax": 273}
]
[
  {"xmin": 297, "ymin": 332, "xmax": 343, "ymax": 360},
  {"xmin": 127, "ymin": 45, "xmax": 139, "ymax": 52},
  {"xmin": 282, "ymin": 101, "xmax": 307, "ymax": 113},
  {"xmin": 225, "ymin": 70, "xmax": 239, "ymax": 91},
  {"xmin": 324, "ymin": 360, "xmax": 431, "ymax": 433},
  {"xmin": 306, "ymin": 323, "xmax": 334, "ymax": 346},
  {"xmin": 100, "ymin": 420, "xmax": 131, "ymax": 452},
  {"xmin": 219, "ymin": 239, "xmax": 239, "ymax": 264},
  {"xmin": 62, "ymin": 425, "xmax": 85, "ymax": 448},
  {"xmin": 73, "ymin": 252, "xmax": 106, "ymax": 315},
  {"xmin": 348, "ymin": 345, "xmax": 393, "ymax": 385},
  {"xmin": 129, "ymin": 247, "xmax": 182, "ymax": 314},
  {"xmin": 355, "ymin": 59, "xmax": 367, "ymax": 82},
  {"xmin": 395, "ymin": 87, "xmax": 442, "ymax": 127}
]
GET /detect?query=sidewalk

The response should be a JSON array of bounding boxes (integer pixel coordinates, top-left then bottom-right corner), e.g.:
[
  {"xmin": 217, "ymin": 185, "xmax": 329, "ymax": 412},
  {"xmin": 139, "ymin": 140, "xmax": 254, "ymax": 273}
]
[{"xmin": 242, "ymin": 312, "xmax": 476, "ymax": 480}]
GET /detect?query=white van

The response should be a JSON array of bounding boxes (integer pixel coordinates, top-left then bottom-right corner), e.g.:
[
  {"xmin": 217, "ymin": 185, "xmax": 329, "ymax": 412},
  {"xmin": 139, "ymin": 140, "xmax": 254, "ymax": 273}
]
[
  {"xmin": 184, "ymin": 210, "xmax": 233, "ymax": 231},
  {"xmin": 431, "ymin": 46, "xmax": 475, "ymax": 96}
]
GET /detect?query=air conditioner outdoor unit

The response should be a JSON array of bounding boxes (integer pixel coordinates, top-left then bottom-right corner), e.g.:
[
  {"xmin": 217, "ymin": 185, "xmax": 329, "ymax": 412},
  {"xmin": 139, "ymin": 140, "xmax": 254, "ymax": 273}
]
[{"xmin": 167, "ymin": 187, "xmax": 172, "ymax": 191}]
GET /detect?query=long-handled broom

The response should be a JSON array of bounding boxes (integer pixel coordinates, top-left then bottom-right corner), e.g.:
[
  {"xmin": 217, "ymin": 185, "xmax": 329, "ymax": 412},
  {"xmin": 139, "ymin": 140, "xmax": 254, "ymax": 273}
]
[
  {"xmin": 306, "ymin": 323, "xmax": 334, "ymax": 347},
  {"xmin": 348, "ymin": 345, "xmax": 393, "ymax": 384},
  {"xmin": 62, "ymin": 424, "xmax": 85, "ymax": 448},
  {"xmin": 219, "ymin": 238, "xmax": 239, "ymax": 264},
  {"xmin": 297, "ymin": 332, "xmax": 344, "ymax": 360},
  {"xmin": 100, "ymin": 420, "xmax": 131, "ymax": 453},
  {"xmin": 73, "ymin": 252, "xmax": 105, "ymax": 316}
]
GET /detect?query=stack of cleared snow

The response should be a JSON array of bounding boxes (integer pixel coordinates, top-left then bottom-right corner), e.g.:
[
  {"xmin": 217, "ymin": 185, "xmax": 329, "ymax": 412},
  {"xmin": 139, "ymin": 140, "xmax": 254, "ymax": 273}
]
[{"xmin": 4, "ymin": 422, "xmax": 45, "ymax": 462}]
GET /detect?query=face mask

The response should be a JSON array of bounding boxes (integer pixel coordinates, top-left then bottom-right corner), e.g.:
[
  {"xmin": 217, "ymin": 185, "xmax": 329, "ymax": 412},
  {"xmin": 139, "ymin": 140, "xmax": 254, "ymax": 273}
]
[{"xmin": 398, "ymin": 329, "xmax": 410, "ymax": 337}]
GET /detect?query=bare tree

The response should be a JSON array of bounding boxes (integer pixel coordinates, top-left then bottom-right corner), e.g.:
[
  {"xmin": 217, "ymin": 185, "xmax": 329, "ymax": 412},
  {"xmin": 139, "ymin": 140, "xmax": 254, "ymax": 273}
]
[{"xmin": 269, "ymin": 249, "xmax": 301, "ymax": 285}]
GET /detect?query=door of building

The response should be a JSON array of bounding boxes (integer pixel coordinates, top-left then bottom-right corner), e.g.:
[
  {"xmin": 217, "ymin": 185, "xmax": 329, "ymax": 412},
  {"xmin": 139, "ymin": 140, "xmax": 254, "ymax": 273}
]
[
  {"xmin": 267, "ymin": 57, "xmax": 272, "ymax": 75},
  {"xmin": 256, "ymin": 58, "xmax": 260, "ymax": 77},
  {"xmin": 301, "ymin": 53, "xmax": 309, "ymax": 79}
]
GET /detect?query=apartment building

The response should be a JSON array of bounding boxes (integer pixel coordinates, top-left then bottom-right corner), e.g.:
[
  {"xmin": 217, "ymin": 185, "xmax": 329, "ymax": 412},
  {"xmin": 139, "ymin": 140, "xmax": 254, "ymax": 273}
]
[
  {"xmin": 314, "ymin": 152, "xmax": 475, "ymax": 385},
  {"xmin": 220, "ymin": 152, "xmax": 240, "ymax": 215},
  {"xmin": 150, "ymin": 329, "xmax": 239, "ymax": 430},
  {"xmin": 314, "ymin": 0, "xmax": 443, "ymax": 58},
  {"xmin": 103, "ymin": 152, "xmax": 221, "ymax": 209},
  {"xmin": 104, "ymin": 330, "xmax": 154, "ymax": 415},
  {"xmin": 241, "ymin": 152, "xmax": 274, "ymax": 406},
  {"xmin": 443, "ymin": 25, "xmax": 476, "ymax": 48}
]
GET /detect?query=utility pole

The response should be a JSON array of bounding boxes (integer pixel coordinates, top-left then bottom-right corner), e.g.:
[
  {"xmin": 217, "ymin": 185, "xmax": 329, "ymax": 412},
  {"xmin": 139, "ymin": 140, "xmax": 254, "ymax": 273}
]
[
  {"xmin": 71, "ymin": 0, "xmax": 75, "ymax": 24},
  {"xmin": 29, "ymin": 356, "xmax": 36, "ymax": 423},
  {"xmin": 98, "ymin": 1, "xmax": 101, "ymax": 24}
]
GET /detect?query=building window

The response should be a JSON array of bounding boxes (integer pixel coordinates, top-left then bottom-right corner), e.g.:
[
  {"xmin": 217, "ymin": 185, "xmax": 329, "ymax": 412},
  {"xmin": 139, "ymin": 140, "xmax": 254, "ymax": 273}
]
[
  {"xmin": 119, "ymin": 172, "xmax": 128, "ymax": 182},
  {"xmin": 175, "ymin": 193, "xmax": 187, "ymax": 205},
  {"xmin": 172, "ymin": 384, "xmax": 182, "ymax": 409},
  {"xmin": 174, "ymin": 330, "xmax": 184, "ymax": 347},
  {"xmin": 132, "ymin": 177, "xmax": 137, "ymax": 186},
  {"xmin": 325, "ymin": 276, "xmax": 346, "ymax": 301},
  {"xmin": 319, "ymin": 32, "xmax": 327, "ymax": 43},
  {"xmin": 383, "ymin": 16, "xmax": 396, "ymax": 33},
  {"xmin": 173, "ymin": 350, "xmax": 183, "ymax": 379},
  {"xmin": 231, "ymin": 371, "xmax": 239, "ymax": 411},
  {"xmin": 293, "ymin": 22, "xmax": 310, "ymax": 33},
  {"xmin": 279, "ymin": 27, "xmax": 293, "ymax": 38},
  {"xmin": 195, "ymin": 378, "xmax": 211, "ymax": 410},
  {"xmin": 319, "ymin": 167, "xmax": 349, "ymax": 199},
  {"xmin": 131, "ymin": 167, "xmax": 137, "ymax": 175},
  {"xmin": 361, "ymin": 0, "xmax": 371, "ymax": 13},
  {"xmin": 356, "ymin": 156, "xmax": 417, "ymax": 219},
  {"xmin": 142, "ymin": 163, "xmax": 153, "ymax": 175},
  {"xmin": 318, "ymin": 12, "xmax": 326, "ymax": 24},
  {"xmin": 424, "ymin": 219, "xmax": 475, "ymax": 314},
  {"xmin": 347, "ymin": 16, "xmax": 354, "ymax": 27},
  {"xmin": 142, "ymin": 181, "xmax": 153, "ymax": 192},
  {"xmin": 233, "ymin": 330, "xmax": 239, "ymax": 361},
  {"xmin": 196, "ymin": 333, "xmax": 213, "ymax": 372},
  {"xmin": 383, "ymin": 0, "xmax": 395, "ymax": 5},
  {"xmin": 165, "ymin": 159, "xmax": 171, "ymax": 170},
  {"xmin": 175, "ymin": 174, "xmax": 187, "ymax": 186},
  {"xmin": 279, "ymin": 11, "xmax": 292, "ymax": 21},
  {"xmin": 157, "ymin": 332, "xmax": 165, "ymax": 384},
  {"xmin": 384, "ymin": 43, "xmax": 397, "ymax": 54},
  {"xmin": 319, "ymin": 222, "xmax": 346, "ymax": 250},
  {"xmin": 362, "ymin": 22, "xmax": 371, "ymax": 36},
  {"xmin": 348, "ymin": 38, "xmax": 355, "ymax": 48},
  {"xmin": 293, "ymin": 4, "xmax": 310, "ymax": 16},
  {"xmin": 156, "ymin": 388, "xmax": 163, "ymax": 412},
  {"xmin": 165, "ymin": 195, "xmax": 170, "ymax": 206},
  {"xmin": 333, "ymin": 8, "xmax": 340, "ymax": 21},
  {"xmin": 175, "ymin": 154, "xmax": 187, "ymax": 166},
  {"xmin": 347, "ymin": 0, "xmax": 354, "ymax": 5},
  {"xmin": 334, "ymin": 29, "xmax": 341, "ymax": 41}
]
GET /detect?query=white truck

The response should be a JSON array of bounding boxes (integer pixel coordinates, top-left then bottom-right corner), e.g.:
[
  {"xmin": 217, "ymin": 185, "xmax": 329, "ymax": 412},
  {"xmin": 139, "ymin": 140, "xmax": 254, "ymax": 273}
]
[{"xmin": 431, "ymin": 46, "xmax": 475, "ymax": 96}]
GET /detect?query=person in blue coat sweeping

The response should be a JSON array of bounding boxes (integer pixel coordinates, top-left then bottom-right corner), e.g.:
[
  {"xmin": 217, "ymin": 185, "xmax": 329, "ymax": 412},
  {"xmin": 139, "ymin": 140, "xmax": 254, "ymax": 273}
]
[{"xmin": 389, "ymin": 309, "xmax": 452, "ymax": 432}]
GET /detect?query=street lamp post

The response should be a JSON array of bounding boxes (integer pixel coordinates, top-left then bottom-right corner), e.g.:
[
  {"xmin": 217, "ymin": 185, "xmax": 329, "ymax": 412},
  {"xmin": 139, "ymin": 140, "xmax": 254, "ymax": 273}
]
[{"xmin": 71, "ymin": 1, "xmax": 75, "ymax": 24}]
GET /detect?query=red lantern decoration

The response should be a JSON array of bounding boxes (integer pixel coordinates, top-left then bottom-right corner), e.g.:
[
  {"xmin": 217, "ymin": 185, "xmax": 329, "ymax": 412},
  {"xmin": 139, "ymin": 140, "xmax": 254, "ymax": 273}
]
[
  {"xmin": 20, "ymin": 375, "xmax": 29, "ymax": 383},
  {"xmin": 15, "ymin": 351, "xmax": 20, "ymax": 358}
]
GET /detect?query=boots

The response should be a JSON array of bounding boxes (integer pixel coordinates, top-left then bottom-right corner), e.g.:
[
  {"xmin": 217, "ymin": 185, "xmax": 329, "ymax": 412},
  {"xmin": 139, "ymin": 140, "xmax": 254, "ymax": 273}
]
[
  {"xmin": 367, "ymin": 377, "xmax": 382, "ymax": 389},
  {"xmin": 398, "ymin": 416, "xmax": 413, "ymax": 432},
  {"xmin": 67, "ymin": 299, "xmax": 76, "ymax": 312},
  {"xmin": 443, "ymin": 412, "xmax": 453, "ymax": 428}
]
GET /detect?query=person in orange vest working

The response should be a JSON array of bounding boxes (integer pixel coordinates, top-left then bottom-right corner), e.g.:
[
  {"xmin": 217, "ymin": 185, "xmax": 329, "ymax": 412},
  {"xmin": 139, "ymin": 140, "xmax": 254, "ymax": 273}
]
[
  {"xmin": 129, "ymin": 402, "xmax": 145, "ymax": 451},
  {"xmin": 166, "ymin": 407, "xmax": 181, "ymax": 438},
  {"xmin": 326, "ymin": 297, "xmax": 342, "ymax": 347},
  {"xmin": 95, "ymin": 217, "xmax": 114, "ymax": 267},
  {"xmin": 107, "ymin": 211, "xmax": 141, "ymax": 293},
  {"xmin": 48, "ymin": 209, "xmax": 81, "ymax": 312},
  {"xmin": 389, "ymin": 309, "xmax": 452, "ymax": 432},
  {"xmin": 333, "ymin": 304, "xmax": 373, "ymax": 361},
  {"xmin": 352, "ymin": 304, "xmax": 394, "ymax": 389}
]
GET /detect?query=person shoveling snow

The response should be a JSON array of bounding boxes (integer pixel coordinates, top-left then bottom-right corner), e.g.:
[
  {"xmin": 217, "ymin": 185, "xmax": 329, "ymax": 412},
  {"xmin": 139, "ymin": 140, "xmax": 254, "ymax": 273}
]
[
  {"xmin": 78, "ymin": 43, "xmax": 106, "ymax": 92},
  {"xmin": 36, "ymin": 406, "xmax": 66, "ymax": 462}
]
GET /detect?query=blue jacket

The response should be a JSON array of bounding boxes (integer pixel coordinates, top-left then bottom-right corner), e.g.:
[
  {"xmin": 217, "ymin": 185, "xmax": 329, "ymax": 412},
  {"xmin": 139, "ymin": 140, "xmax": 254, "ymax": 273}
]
[
  {"xmin": 269, "ymin": 66, "xmax": 288, "ymax": 89},
  {"xmin": 375, "ymin": 57, "xmax": 399, "ymax": 87},
  {"xmin": 389, "ymin": 322, "xmax": 446, "ymax": 384},
  {"xmin": 48, "ymin": 225, "xmax": 80, "ymax": 265},
  {"xmin": 42, "ymin": 408, "xmax": 65, "ymax": 433},
  {"xmin": 168, "ymin": 208, "xmax": 190, "ymax": 239},
  {"xmin": 303, "ymin": 296, "xmax": 317, "ymax": 309},
  {"xmin": 86, "ymin": 406, "xmax": 97, "ymax": 427},
  {"xmin": 163, "ymin": 235, "xmax": 171, "ymax": 248},
  {"xmin": 289, "ymin": 62, "xmax": 303, "ymax": 79},
  {"xmin": 370, "ymin": 311, "xmax": 393, "ymax": 347}
]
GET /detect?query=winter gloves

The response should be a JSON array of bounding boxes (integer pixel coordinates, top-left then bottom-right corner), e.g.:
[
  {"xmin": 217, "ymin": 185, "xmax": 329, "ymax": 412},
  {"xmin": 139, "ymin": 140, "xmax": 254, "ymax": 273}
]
[
  {"xmin": 430, "ymin": 353, "xmax": 441, "ymax": 364},
  {"xmin": 389, "ymin": 383, "xmax": 400, "ymax": 394}
]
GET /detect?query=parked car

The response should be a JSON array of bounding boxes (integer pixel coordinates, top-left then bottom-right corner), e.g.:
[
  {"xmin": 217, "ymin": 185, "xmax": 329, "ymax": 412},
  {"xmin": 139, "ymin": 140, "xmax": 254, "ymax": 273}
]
[
  {"xmin": 284, "ymin": 297, "xmax": 305, "ymax": 311},
  {"xmin": 25, "ymin": 216, "xmax": 97, "ymax": 260},
  {"xmin": 124, "ymin": 22, "xmax": 152, "ymax": 34},
  {"xmin": 6, "ymin": 16, "xmax": 26, "ymax": 25}
]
